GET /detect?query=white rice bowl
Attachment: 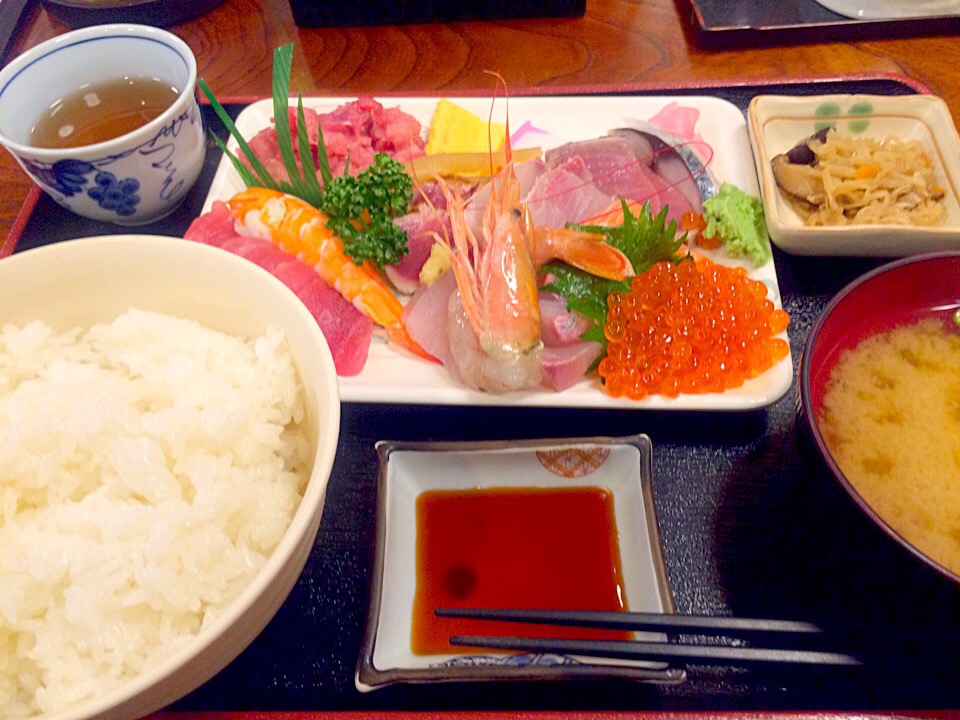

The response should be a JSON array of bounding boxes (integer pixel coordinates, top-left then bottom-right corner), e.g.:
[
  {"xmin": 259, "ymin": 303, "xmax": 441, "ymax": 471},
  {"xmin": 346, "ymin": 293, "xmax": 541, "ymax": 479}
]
[{"xmin": 0, "ymin": 236, "xmax": 341, "ymax": 720}]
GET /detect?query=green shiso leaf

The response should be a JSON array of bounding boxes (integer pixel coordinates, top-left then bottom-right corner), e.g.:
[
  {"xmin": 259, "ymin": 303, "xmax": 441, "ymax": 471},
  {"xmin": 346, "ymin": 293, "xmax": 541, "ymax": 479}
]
[
  {"xmin": 542, "ymin": 199, "xmax": 691, "ymax": 363},
  {"xmin": 571, "ymin": 199, "xmax": 688, "ymax": 276}
]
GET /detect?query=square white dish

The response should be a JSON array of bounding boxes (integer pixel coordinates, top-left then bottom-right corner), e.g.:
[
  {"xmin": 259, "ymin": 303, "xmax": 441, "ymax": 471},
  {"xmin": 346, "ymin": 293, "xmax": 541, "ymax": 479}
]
[
  {"xmin": 205, "ymin": 95, "xmax": 792, "ymax": 410},
  {"xmin": 355, "ymin": 434, "xmax": 683, "ymax": 690},
  {"xmin": 748, "ymin": 93, "xmax": 960, "ymax": 257}
]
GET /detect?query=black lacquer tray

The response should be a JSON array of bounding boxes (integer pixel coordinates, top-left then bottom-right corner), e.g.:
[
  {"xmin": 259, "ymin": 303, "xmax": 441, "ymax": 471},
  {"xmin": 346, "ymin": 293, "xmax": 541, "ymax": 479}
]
[
  {"xmin": 685, "ymin": 0, "xmax": 960, "ymax": 48},
  {"xmin": 8, "ymin": 76, "xmax": 960, "ymax": 714}
]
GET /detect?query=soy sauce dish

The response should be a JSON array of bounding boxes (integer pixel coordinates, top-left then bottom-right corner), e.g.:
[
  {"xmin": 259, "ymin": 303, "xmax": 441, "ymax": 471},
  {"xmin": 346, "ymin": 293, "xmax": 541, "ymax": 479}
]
[
  {"xmin": 356, "ymin": 435, "xmax": 682, "ymax": 690},
  {"xmin": 799, "ymin": 251, "xmax": 960, "ymax": 584}
]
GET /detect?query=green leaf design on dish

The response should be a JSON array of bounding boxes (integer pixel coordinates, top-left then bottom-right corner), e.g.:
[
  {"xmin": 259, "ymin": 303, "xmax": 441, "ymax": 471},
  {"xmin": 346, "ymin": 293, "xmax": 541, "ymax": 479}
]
[
  {"xmin": 814, "ymin": 102, "xmax": 841, "ymax": 131},
  {"xmin": 848, "ymin": 102, "xmax": 874, "ymax": 133}
]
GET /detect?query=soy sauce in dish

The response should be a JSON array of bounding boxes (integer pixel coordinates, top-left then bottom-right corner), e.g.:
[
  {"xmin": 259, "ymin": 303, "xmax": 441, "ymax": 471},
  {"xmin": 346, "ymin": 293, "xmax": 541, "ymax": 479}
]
[
  {"xmin": 412, "ymin": 486, "xmax": 630, "ymax": 655},
  {"xmin": 29, "ymin": 76, "xmax": 180, "ymax": 149}
]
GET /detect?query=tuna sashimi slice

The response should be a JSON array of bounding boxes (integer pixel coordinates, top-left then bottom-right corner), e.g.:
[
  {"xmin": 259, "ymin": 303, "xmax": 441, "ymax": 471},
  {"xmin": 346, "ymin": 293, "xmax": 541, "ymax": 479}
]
[
  {"xmin": 184, "ymin": 200, "xmax": 239, "ymax": 245},
  {"xmin": 387, "ymin": 208, "xmax": 451, "ymax": 295},
  {"xmin": 184, "ymin": 202, "xmax": 373, "ymax": 376},
  {"xmin": 218, "ymin": 235, "xmax": 288, "ymax": 272},
  {"xmin": 293, "ymin": 273, "xmax": 373, "ymax": 376}
]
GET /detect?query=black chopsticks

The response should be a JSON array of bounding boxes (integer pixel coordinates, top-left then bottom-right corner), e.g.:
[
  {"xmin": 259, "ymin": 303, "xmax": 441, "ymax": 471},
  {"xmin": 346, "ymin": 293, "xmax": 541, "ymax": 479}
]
[{"xmin": 435, "ymin": 608, "xmax": 861, "ymax": 667}]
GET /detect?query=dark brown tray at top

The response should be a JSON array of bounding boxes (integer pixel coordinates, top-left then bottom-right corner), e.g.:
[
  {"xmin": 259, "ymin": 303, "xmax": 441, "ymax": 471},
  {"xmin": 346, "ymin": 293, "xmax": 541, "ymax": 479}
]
[{"xmin": 686, "ymin": 0, "xmax": 960, "ymax": 48}]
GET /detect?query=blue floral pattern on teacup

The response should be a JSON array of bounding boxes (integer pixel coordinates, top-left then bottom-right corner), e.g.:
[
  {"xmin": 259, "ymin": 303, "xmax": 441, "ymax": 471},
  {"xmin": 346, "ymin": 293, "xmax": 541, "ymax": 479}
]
[
  {"xmin": 25, "ymin": 158, "xmax": 95, "ymax": 197},
  {"xmin": 88, "ymin": 172, "xmax": 141, "ymax": 217},
  {"xmin": 23, "ymin": 159, "xmax": 143, "ymax": 218}
]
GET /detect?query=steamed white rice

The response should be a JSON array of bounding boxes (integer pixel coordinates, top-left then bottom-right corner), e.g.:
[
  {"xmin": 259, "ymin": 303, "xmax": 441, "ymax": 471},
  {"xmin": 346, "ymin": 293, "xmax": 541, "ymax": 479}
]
[{"xmin": 0, "ymin": 309, "xmax": 309, "ymax": 718}]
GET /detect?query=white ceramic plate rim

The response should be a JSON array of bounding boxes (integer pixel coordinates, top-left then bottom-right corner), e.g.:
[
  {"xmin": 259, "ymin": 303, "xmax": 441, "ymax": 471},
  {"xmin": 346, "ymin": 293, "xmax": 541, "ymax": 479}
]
[
  {"xmin": 748, "ymin": 93, "xmax": 960, "ymax": 257},
  {"xmin": 205, "ymin": 95, "xmax": 792, "ymax": 410}
]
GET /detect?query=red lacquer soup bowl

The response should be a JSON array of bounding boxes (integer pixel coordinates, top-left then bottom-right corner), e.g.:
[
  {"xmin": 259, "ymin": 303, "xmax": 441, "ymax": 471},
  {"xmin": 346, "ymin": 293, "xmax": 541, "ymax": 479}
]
[{"xmin": 798, "ymin": 251, "xmax": 960, "ymax": 583}]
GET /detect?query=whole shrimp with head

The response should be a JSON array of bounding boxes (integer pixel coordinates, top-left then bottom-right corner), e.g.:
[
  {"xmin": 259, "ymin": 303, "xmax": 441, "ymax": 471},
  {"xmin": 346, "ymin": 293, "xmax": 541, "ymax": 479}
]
[{"xmin": 440, "ymin": 124, "xmax": 544, "ymax": 393}]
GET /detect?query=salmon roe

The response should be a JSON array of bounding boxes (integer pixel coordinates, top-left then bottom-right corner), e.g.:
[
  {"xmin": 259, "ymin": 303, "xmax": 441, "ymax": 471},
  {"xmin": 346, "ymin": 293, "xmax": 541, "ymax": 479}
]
[{"xmin": 598, "ymin": 256, "xmax": 790, "ymax": 400}]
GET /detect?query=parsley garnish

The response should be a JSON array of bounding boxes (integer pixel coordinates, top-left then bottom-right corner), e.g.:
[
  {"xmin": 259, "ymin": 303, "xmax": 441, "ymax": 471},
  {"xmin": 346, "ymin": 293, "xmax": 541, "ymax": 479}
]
[{"xmin": 323, "ymin": 153, "xmax": 413, "ymax": 268}]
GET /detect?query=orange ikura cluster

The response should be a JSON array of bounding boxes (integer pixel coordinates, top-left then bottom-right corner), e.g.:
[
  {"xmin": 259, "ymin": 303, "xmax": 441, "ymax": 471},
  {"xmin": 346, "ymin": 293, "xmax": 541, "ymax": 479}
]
[{"xmin": 598, "ymin": 256, "xmax": 790, "ymax": 400}]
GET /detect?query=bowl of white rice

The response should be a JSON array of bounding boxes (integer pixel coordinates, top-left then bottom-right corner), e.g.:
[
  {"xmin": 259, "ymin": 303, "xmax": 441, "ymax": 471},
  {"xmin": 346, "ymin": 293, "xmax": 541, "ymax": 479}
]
[{"xmin": 0, "ymin": 235, "xmax": 341, "ymax": 720}]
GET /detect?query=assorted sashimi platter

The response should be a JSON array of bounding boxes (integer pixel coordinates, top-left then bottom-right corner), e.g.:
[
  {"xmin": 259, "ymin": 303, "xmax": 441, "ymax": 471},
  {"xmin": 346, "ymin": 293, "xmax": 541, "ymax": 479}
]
[{"xmin": 193, "ymin": 91, "xmax": 793, "ymax": 409}]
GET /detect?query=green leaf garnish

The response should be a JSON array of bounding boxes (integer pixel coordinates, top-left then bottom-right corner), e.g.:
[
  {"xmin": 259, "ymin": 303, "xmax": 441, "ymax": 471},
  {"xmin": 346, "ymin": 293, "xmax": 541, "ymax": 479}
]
[
  {"xmin": 572, "ymin": 199, "xmax": 689, "ymax": 274},
  {"xmin": 198, "ymin": 77, "xmax": 279, "ymax": 191},
  {"xmin": 542, "ymin": 199, "xmax": 690, "ymax": 362}
]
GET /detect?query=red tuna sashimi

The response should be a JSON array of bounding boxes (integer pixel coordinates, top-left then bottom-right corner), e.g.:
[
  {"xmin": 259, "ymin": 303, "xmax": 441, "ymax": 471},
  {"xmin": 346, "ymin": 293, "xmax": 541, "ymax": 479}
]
[
  {"xmin": 292, "ymin": 275, "xmax": 373, "ymax": 376},
  {"xmin": 273, "ymin": 259, "xmax": 327, "ymax": 295},
  {"xmin": 388, "ymin": 207, "xmax": 451, "ymax": 295},
  {"xmin": 184, "ymin": 202, "xmax": 373, "ymax": 376},
  {"xmin": 539, "ymin": 292, "xmax": 594, "ymax": 347},
  {"xmin": 541, "ymin": 342, "xmax": 602, "ymax": 392},
  {"xmin": 188, "ymin": 204, "xmax": 287, "ymax": 271},
  {"xmin": 401, "ymin": 270, "xmax": 458, "ymax": 368},
  {"xmin": 243, "ymin": 97, "xmax": 427, "ymax": 184},
  {"xmin": 218, "ymin": 234, "xmax": 288, "ymax": 271},
  {"xmin": 184, "ymin": 200, "xmax": 240, "ymax": 245}
]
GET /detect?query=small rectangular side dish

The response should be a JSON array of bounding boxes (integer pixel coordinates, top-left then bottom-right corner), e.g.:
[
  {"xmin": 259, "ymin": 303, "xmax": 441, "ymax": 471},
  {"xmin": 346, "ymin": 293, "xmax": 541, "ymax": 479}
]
[
  {"xmin": 356, "ymin": 435, "xmax": 683, "ymax": 690},
  {"xmin": 748, "ymin": 94, "xmax": 960, "ymax": 256}
]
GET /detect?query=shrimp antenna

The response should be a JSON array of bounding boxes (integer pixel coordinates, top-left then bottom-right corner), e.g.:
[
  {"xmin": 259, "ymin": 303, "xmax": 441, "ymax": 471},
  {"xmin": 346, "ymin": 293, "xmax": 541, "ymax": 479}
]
[
  {"xmin": 407, "ymin": 139, "xmax": 455, "ymax": 255},
  {"xmin": 483, "ymin": 70, "xmax": 511, "ymax": 176}
]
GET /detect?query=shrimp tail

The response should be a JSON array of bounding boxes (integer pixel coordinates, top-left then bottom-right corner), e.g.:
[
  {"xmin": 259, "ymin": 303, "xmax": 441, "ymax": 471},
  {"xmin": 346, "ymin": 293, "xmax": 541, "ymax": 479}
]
[
  {"xmin": 532, "ymin": 227, "xmax": 635, "ymax": 281},
  {"xmin": 387, "ymin": 322, "xmax": 439, "ymax": 363}
]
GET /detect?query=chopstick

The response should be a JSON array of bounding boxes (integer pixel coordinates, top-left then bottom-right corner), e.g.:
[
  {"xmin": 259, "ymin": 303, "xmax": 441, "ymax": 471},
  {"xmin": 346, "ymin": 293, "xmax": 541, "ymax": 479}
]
[
  {"xmin": 436, "ymin": 607, "xmax": 824, "ymax": 636},
  {"xmin": 435, "ymin": 608, "xmax": 862, "ymax": 667}
]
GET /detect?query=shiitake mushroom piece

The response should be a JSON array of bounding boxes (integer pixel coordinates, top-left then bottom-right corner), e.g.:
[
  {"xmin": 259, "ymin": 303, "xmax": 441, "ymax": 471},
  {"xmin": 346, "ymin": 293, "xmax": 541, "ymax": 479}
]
[{"xmin": 771, "ymin": 126, "xmax": 834, "ymax": 206}]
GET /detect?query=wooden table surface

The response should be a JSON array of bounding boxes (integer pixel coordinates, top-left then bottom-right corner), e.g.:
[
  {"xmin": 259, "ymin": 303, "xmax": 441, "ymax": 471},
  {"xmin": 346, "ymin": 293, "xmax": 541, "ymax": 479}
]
[{"xmin": 4, "ymin": 0, "xmax": 960, "ymax": 242}]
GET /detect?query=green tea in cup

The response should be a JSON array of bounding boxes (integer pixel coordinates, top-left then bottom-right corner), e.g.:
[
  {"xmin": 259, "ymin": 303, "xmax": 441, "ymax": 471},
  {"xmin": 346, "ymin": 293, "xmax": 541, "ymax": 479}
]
[{"xmin": 30, "ymin": 76, "xmax": 181, "ymax": 149}]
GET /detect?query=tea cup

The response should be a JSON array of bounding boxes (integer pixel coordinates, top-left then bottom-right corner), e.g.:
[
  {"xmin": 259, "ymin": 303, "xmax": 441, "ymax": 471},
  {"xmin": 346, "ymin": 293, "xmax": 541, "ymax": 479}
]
[{"xmin": 0, "ymin": 24, "xmax": 205, "ymax": 226}]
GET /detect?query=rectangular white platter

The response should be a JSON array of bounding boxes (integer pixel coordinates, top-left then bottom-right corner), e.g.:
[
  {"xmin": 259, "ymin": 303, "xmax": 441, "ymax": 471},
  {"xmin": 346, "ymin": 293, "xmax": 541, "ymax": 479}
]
[{"xmin": 204, "ymin": 95, "xmax": 793, "ymax": 410}]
